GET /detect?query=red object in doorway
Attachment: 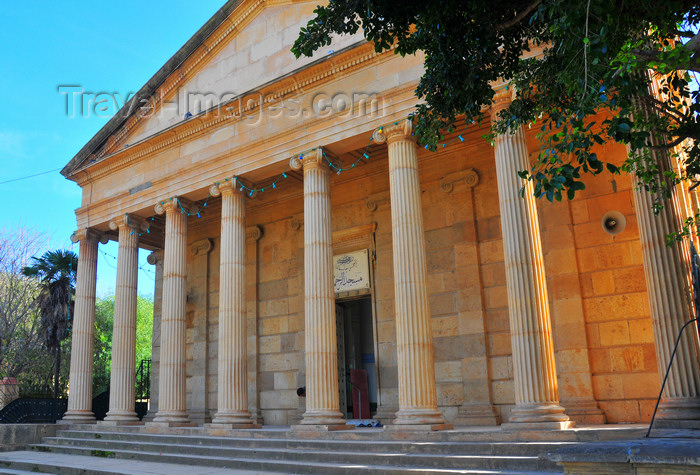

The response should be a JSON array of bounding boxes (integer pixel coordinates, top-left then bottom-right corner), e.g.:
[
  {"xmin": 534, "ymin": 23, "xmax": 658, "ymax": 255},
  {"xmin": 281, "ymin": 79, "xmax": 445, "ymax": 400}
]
[{"xmin": 350, "ymin": 369, "xmax": 370, "ymax": 419}]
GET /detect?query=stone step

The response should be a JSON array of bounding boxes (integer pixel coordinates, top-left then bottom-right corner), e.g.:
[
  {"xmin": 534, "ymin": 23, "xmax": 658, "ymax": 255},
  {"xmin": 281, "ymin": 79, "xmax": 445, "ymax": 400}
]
[
  {"xmin": 27, "ymin": 444, "xmax": 558, "ymax": 474},
  {"xmin": 0, "ymin": 450, "xmax": 275, "ymax": 475},
  {"xmin": 53, "ymin": 429, "xmax": 576, "ymax": 456},
  {"xmin": 64, "ymin": 423, "xmax": 649, "ymax": 442},
  {"xmin": 0, "ymin": 469, "xmax": 42, "ymax": 475},
  {"xmin": 36, "ymin": 437, "xmax": 559, "ymax": 471}
]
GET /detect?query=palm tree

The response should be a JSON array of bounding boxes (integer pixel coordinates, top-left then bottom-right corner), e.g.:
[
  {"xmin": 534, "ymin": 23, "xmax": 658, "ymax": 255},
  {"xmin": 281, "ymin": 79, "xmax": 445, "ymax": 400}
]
[{"xmin": 22, "ymin": 250, "xmax": 77, "ymax": 421}]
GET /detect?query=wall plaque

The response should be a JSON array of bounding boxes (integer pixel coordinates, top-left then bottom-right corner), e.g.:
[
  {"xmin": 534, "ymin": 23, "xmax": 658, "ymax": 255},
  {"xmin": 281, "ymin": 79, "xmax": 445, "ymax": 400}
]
[{"xmin": 333, "ymin": 249, "xmax": 371, "ymax": 293}]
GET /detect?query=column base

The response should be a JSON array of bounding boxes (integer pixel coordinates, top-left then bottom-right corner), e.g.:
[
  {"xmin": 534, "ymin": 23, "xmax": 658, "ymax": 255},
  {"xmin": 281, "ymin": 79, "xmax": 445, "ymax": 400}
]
[
  {"xmin": 60, "ymin": 411, "xmax": 96, "ymax": 424},
  {"xmin": 374, "ymin": 405, "xmax": 397, "ymax": 427},
  {"xmin": 454, "ymin": 403, "xmax": 499, "ymax": 426},
  {"xmin": 385, "ymin": 423, "xmax": 454, "ymax": 432},
  {"xmin": 249, "ymin": 408, "xmax": 264, "ymax": 426},
  {"xmin": 502, "ymin": 421, "xmax": 575, "ymax": 431},
  {"xmin": 393, "ymin": 408, "xmax": 446, "ymax": 426},
  {"xmin": 211, "ymin": 411, "xmax": 262, "ymax": 429},
  {"xmin": 98, "ymin": 420, "xmax": 144, "ymax": 427},
  {"xmin": 656, "ymin": 397, "xmax": 700, "ymax": 421},
  {"xmin": 561, "ymin": 400, "xmax": 606, "ymax": 425},
  {"xmin": 188, "ymin": 410, "xmax": 210, "ymax": 426},
  {"xmin": 205, "ymin": 422, "xmax": 261, "ymax": 429},
  {"xmin": 146, "ymin": 421, "xmax": 198, "ymax": 428},
  {"xmin": 103, "ymin": 411, "xmax": 139, "ymax": 423},
  {"xmin": 290, "ymin": 401, "xmax": 305, "ymax": 426},
  {"xmin": 300, "ymin": 409, "xmax": 347, "ymax": 426},
  {"xmin": 291, "ymin": 424, "xmax": 355, "ymax": 432},
  {"xmin": 211, "ymin": 411, "xmax": 256, "ymax": 426},
  {"xmin": 141, "ymin": 410, "xmax": 157, "ymax": 423},
  {"xmin": 509, "ymin": 403, "xmax": 571, "ymax": 424},
  {"xmin": 151, "ymin": 410, "xmax": 192, "ymax": 425}
]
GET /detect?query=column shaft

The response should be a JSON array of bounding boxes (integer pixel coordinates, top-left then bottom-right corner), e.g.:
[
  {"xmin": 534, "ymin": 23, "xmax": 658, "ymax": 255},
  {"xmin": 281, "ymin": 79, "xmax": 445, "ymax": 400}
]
[
  {"xmin": 153, "ymin": 201, "xmax": 191, "ymax": 423},
  {"xmin": 295, "ymin": 151, "xmax": 346, "ymax": 426},
  {"xmin": 633, "ymin": 169, "xmax": 700, "ymax": 420},
  {"xmin": 62, "ymin": 231, "xmax": 99, "ymax": 422},
  {"xmin": 493, "ymin": 123, "xmax": 569, "ymax": 424},
  {"xmin": 382, "ymin": 123, "xmax": 446, "ymax": 426},
  {"xmin": 105, "ymin": 219, "xmax": 139, "ymax": 421},
  {"xmin": 143, "ymin": 251, "xmax": 163, "ymax": 422},
  {"xmin": 213, "ymin": 183, "xmax": 253, "ymax": 425}
]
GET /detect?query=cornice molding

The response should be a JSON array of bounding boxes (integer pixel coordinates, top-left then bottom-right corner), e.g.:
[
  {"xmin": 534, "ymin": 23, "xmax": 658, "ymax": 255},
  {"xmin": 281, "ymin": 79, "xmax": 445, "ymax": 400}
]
[
  {"xmin": 72, "ymin": 83, "xmax": 420, "ymax": 230},
  {"xmin": 72, "ymin": 41, "xmax": 394, "ymax": 186}
]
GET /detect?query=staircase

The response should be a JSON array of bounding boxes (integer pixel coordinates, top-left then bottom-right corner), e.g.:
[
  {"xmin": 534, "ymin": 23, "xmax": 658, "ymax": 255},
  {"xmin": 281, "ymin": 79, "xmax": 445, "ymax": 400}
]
[{"xmin": 0, "ymin": 424, "xmax": 649, "ymax": 474}]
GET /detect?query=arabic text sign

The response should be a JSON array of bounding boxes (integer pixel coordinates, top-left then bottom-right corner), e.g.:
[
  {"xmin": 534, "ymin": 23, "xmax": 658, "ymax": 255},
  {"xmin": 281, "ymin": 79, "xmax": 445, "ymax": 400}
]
[{"xmin": 334, "ymin": 249, "xmax": 370, "ymax": 293}]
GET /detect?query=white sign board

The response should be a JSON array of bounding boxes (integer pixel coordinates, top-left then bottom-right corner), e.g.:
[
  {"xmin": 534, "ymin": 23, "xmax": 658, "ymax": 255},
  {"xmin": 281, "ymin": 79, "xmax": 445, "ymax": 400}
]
[{"xmin": 334, "ymin": 249, "xmax": 371, "ymax": 293}]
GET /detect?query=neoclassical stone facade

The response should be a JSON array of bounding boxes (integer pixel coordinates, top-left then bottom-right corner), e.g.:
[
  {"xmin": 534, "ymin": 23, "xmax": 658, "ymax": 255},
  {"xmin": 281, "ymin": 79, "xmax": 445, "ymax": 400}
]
[{"xmin": 61, "ymin": 0, "xmax": 700, "ymax": 430}]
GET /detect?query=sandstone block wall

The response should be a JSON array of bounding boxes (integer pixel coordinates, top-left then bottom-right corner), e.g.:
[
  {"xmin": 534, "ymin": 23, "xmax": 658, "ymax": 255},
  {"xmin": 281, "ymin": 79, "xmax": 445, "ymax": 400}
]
[{"xmin": 174, "ymin": 124, "xmax": 659, "ymax": 425}]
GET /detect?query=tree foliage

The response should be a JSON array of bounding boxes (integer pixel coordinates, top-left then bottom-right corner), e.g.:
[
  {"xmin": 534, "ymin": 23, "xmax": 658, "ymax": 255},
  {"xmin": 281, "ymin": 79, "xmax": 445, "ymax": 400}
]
[
  {"xmin": 0, "ymin": 227, "xmax": 72, "ymax": 399},
  {"xmin": 293, "ymin": 0, "xmax": 699, "ymax": 212},
  {"xmin": 0, "ymin": 227, "xmax": 45, "ymax": 378},
  {"xmin": 92, "ymin": 295, "xmax": 153, "ymax": 395},
  {"xmin": 22, "ymin": 250, "xmax": 77, "ymax": 350}
]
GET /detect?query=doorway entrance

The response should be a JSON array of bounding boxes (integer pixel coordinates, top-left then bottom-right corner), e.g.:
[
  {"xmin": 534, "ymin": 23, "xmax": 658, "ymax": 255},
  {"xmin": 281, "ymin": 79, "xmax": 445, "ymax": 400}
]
[{"xmin": 335, "ymin": 297, "xmax": 377, "ymax": 419}]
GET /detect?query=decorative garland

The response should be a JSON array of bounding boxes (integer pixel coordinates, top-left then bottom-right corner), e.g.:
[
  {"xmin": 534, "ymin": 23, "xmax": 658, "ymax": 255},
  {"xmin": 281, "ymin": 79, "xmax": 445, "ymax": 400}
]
[{"xmin": 123, "ymin": 115, "xmax": 470, "ymax": 236}]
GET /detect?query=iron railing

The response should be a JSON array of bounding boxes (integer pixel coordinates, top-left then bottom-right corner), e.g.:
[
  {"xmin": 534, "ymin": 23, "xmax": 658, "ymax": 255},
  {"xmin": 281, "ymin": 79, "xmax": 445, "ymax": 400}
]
[
  {"xmin": 646, "ymin": 243, "xmax": 700, "ymax": 437},
  {"xmin": 136, "ymin": 359, "xmax": 151, "ymax": 402}
]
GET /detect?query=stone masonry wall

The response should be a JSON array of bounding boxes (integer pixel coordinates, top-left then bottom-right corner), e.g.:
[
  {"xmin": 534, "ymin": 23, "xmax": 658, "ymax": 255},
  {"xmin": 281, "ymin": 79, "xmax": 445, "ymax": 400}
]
[
  {"xmin": 568, "ymin": 143, "xmax": 659, "ymax": 423},
  {"xmin": 177, "ymin": 125, "xmax": 659, "ymax": 425}
]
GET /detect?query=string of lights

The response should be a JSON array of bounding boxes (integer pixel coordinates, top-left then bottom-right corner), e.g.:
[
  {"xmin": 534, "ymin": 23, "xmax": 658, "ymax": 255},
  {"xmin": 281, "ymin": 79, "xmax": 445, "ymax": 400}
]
[
  {"xmin": 98, "ymin": 248, "xmax": 155, "ymax": 280},
  {"xmin": 123, "ymin": 115, "xmax": 471, "ymax": 236},
  {"xmin": 0, "ymin": 167, "xmax": 62, "ymax": 186}
]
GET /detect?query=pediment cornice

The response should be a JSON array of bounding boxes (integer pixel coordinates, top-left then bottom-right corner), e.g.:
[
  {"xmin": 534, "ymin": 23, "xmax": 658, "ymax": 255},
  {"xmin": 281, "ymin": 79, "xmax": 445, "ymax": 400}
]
[
  {"xmin": 69, "ymin": 40, "xmax": 396, "ymax": 187},
  {"xmin": 62, "ymin": 0, "xmax": 323, "ymax": 179}
]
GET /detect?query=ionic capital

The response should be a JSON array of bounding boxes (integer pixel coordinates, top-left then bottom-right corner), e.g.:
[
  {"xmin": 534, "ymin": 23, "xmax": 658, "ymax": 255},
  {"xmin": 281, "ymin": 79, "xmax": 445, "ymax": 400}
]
[
  {"xmin": 490, "ymin": 83, "xmax": 514, "ymax": 122},
  {"xmin": 190, "ymin": 238, "xmax": 213, "ymax": 256},
  {"xmin": 246, "ymin": 225, "xmax": 263, "ymax": 241},
  {"xmin": 109, "ymin": 213, "xmax": 147, "ymax": 233},
  {"xmin": 155, "ymin": 197, "xmax": 193, "ymax": 216},
  {"xmin": 70, "ymin": 228, "xmax": 107, "ymax": 244},
  {"xmin": 372, "ymin": 119, "xmax": 413, "ymax": 145},
  {"xmin": 147, "ymin": 250, "xmax": 164, "ymax": 266},
  {"xmin": 289, "ymin": 148, "xmax": 325, "ymax": 171},
  {"xmin": 210, "ymin": 179, "xmax": 241, "ymax": 197}
]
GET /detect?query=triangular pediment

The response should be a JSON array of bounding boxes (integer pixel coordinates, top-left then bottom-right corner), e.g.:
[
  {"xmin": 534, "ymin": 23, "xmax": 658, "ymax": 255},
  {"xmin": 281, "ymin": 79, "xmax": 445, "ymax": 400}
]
[{"xmin": 63, "ymin": 0, "xmax": 364, "ymax": 176}]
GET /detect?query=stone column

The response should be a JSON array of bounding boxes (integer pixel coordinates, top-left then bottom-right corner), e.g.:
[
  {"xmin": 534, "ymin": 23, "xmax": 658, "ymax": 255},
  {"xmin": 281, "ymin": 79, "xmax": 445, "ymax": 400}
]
[
  {"xmin": 373, "ymin": 120, "xmax": 450, "ymax": 430},
  {"xmin": 104, "ymin": 214, "xmax": 144, "ymax": 423},
  {"xmin": 151, "ymin": 198, "xmax": 191, "ymax": 425},
  {"xmin": 62, "ymin": 228, "xmax": 103, "ymax": 423},
  {"xmin": 246, "ymin": 225, "xmax": 263, "ymax": 425},
  {"xmin": 143, "ymin": 251, "xmax": 163, "ymax": 422},
  {"xmin": 632, "ymin": 159, "xmax": 700, "ymax": 422},
  {"xmin": 491, "ymin": 88, "xmax": 573, "ymax": 429},
  {"xmin": 187, "ymin": 238, "xmax": 213, "ymax": 424},
  {"xmin": 209, "ymin": 181, "xmax": 256, "ymax": 427},
  {"xmin": 290, "ymin": 149, "xmax": 350, "ymax": 429}
]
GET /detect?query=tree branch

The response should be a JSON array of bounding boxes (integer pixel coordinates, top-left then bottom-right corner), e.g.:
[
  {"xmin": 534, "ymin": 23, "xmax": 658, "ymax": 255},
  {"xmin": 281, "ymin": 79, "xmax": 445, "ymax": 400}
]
[
  {"xmin": 631, "ymin": 47, "xmax": 700, "ymax": 72},
  {"xmin": 672, "ymin": 29, "xmax": 696, "ymax": 39},
  {"xmin": 684, "ymin": 32, "xmax": 700, "ymax": 54},
  {"xmin": 648, "ymin": 134, "xmax": 696, "ymax": 150},
  {"xmin": 642, "ymin": 95, "xmax": 687, "ymax": 122},
  {"xmin": 495, "ymin": 0, "xmax": 542, "ymax": 31}
]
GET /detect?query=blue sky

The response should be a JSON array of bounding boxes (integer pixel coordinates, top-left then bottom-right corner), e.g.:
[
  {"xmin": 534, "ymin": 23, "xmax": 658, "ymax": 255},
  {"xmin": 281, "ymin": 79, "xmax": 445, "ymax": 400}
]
[{"xmin": 0, "ymin": 1, "xmax": 224, "ymax": 297}]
